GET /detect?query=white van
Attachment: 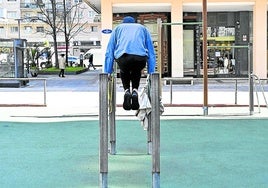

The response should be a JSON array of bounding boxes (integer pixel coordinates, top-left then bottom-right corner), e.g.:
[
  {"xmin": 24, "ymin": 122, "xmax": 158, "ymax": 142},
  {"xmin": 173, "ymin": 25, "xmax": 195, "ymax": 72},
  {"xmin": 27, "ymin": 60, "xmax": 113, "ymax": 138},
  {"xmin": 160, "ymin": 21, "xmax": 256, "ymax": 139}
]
[{"xmin": 83, "ymin": 48, "xmax": 103, "ymax": 68}]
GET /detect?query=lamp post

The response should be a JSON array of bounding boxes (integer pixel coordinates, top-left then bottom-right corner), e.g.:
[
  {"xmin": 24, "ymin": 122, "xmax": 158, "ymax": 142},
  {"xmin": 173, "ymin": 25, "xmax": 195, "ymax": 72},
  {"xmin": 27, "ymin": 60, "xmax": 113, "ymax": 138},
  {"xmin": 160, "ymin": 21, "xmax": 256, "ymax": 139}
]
[
  {"xmin": 15, "ymin": 18, "xmax": 23, "ymax": 39},
  {"xmin": 0, "ymin": 17, "xmax": 8, "ymax": 38}
]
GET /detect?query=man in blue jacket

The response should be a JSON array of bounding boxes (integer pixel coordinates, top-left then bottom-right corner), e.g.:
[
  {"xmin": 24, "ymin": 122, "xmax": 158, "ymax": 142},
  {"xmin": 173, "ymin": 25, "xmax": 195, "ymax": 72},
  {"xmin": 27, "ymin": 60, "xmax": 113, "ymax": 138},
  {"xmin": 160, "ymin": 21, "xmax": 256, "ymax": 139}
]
[{"xmin": 104, "ymin": 16, "xmax": 156, "ymax": 111}]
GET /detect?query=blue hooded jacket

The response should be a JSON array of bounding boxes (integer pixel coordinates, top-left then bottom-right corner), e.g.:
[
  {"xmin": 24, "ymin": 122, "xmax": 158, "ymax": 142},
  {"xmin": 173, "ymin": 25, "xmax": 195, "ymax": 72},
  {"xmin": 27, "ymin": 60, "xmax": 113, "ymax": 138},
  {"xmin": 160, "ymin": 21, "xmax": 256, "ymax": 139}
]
[
  {"xmin": 122, "ymin": 16, "xmax": 135, "ymax": 23},
  {"xmin": 104, "ymin": 16, "xmax": 156, "ymax": 74}
]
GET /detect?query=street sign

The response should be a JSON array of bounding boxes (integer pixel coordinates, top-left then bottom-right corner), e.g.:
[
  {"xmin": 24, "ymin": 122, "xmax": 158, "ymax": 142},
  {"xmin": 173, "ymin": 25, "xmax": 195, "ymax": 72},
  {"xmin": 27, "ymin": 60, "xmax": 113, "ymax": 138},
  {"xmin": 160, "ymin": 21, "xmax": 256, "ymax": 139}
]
[{"xmin": 102, "ymin": 29, "xmax": 112, "ymax": 34}]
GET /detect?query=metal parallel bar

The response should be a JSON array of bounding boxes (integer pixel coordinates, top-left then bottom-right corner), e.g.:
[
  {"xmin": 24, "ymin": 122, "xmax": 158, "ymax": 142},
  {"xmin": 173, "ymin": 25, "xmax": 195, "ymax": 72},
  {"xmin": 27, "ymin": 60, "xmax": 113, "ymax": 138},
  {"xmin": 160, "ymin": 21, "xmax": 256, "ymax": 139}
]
[
  {"xmin": 109, "ymin": 75, "xmax": 116, "ymax": 155},
  {"xmin": 99, "ymin": 73, "xmax": 108, "ymax": 188},
  {"xmin": 147, "ymin": 113, "xmax": 152, "ymax": 155},
  {"xmin": 208, "ymin": 45, "xmax": 249, "ymax": 48},
  {"xmin": 162, "ymin": 22, "xmax": 203, "ymax": 26},
  {"xmin": 151, "ymin": 73, "xmax": 160, "ymax": 188}
]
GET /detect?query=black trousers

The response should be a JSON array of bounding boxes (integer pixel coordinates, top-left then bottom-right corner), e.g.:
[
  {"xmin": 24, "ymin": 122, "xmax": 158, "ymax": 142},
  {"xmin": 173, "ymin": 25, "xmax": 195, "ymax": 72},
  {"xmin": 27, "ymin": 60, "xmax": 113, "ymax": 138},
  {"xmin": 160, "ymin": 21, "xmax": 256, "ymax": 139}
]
[
  {"xmin": 116, "ymin": 54, "xmax": 147, "ymax": 90},
  {"xmin": 88, "ymin": 61, "xmax": 96, "ymax": 69},
  {"xmin": 59, "ymin": 69, "xmax": 65, "ymax": 77}
]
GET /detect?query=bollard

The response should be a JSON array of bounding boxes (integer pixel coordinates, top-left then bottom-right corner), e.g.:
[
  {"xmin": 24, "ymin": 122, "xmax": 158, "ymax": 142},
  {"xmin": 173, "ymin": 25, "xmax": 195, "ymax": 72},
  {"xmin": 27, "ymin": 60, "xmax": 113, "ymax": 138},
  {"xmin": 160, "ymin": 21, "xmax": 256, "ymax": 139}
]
[{"xmin": 99, "ymin": 73, "xmax": 109, "ymax": 188}]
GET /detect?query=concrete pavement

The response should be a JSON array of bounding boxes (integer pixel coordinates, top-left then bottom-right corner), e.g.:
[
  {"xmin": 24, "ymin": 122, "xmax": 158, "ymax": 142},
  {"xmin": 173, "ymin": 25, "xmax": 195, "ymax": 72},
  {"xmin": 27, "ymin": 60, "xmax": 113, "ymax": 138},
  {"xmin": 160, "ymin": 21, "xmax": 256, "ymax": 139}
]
[{"xmin": 1, "ymin": 69, "xmax": 268, "ymax": 122}]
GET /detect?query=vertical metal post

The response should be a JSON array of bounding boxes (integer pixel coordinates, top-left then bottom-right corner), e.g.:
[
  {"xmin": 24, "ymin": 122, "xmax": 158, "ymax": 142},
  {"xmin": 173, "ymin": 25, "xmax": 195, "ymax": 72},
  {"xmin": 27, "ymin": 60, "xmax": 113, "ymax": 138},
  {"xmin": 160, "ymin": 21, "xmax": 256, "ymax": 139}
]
[
  {"xmin": 235, "ymin": 79, "xmax": 237, "ymax": 105},
  {"xmin": 99, "ymin": 73, "xmax": 108, "ymax": 188},
  {"xmin": 248, "ymin": 44, "xmax": 254, "ymax": 115},
  {"xmin": 109, "ymin": 75, "xmax": 116, "ymax": 155},
  {"xmin": 15, "ymin": 18, "xmax": 22, "ymax": 39},
  {"xmin": 170, "ymin": 80, "xmax": 173, "ymax": 105},
  {"xmin": 157, "ymin": 18, "xmax": 162, "ymax": 76},
  {"xmin": 147, "ymin": 113, "xmax": 152, "ymax": 155},
  {"xmin": 157, "ymin": 18, "xmax": 163, "ymax": 99},
  {"xmin": 151, "ymin": 73, "xmax": 160, "ymax": 188},
  {"xmin": 44, "ymin": 79, "xmax": 47, "ymax": 106},
  {"xmin": 202, "ymin": 0, "xmax": 208, "ymax": 116}
]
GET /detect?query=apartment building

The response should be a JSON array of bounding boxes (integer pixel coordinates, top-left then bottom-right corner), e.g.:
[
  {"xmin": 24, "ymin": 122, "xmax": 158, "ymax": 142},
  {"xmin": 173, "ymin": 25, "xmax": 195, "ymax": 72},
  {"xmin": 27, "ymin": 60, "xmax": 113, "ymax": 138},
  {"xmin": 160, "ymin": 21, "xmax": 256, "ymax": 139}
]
[{"xmin": 0, "ymin": 0, "xmax": 101, "ymax": 53}]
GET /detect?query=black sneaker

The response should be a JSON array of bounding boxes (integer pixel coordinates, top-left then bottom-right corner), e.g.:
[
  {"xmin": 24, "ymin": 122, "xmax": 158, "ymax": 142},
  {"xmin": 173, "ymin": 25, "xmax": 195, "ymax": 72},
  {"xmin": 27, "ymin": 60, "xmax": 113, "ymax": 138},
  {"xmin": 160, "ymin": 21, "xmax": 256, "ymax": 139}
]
[
  {"xmin": 131, "ymin": 90, "xmax": 139, "ymax": 110},
  {"xmin": 123, "ymin": 89, "xmax": 132, "ymax": 110}
]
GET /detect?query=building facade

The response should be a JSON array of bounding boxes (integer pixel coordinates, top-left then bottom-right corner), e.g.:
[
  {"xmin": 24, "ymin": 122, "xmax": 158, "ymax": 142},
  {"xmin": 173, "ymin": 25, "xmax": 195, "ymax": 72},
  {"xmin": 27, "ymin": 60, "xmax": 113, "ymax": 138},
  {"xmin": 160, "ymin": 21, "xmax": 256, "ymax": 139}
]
[
  {"xmin": 100, "ymin": 0, "xmax": 267, "ymax": 79},
  {"xmin": 1, "ymin": 0, "xmax": 267, "ymax": 79}
]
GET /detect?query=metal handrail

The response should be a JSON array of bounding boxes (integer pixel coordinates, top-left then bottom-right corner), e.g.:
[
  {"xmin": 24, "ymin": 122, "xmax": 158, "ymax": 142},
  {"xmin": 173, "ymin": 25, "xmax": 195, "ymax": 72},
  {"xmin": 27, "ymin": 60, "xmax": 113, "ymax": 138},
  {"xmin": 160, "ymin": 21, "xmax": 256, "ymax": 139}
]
[{"xmin": 251, "ymin": 74, "xmax": 268, "ymax": 113}]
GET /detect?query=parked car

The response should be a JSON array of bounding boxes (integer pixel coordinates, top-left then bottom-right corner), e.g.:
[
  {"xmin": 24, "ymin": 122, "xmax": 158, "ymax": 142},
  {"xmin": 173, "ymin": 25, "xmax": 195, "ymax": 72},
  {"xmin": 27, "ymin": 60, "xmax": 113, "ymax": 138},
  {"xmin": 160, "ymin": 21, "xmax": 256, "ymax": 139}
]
[{"xmin": 67, "ymin": 55, "xmax": 79, "ymax": 67}]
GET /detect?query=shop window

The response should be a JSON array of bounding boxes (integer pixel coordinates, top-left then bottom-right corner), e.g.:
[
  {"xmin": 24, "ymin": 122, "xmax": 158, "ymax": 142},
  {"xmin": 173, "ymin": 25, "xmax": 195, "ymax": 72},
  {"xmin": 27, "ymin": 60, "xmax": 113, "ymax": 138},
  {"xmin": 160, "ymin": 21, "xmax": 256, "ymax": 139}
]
[
  {"xmin": 208, "ymin": 13, "xmax": 216, "ymax": 26},
  {"xmin": 218, "ymin": 13, "xmax": 228, "ymax": 25}
]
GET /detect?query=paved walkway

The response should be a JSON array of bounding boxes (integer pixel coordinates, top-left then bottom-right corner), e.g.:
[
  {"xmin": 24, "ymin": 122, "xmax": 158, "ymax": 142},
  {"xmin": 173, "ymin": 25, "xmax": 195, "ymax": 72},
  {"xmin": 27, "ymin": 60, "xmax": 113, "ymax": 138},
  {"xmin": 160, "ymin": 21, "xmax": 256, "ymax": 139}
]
[{"xmin": 1, "ymin": 69, "xmax": 268, "ymax": 122}]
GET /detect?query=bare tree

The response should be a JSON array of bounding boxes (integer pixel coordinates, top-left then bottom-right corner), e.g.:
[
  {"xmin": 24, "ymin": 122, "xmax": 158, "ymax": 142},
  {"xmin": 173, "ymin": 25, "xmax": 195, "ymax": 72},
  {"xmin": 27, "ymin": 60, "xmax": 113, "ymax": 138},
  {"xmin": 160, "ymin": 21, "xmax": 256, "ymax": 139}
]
[
  {"xmin": 32, "ymin": 0, "xmax": 88, "ymax": 67},
  {"xmin": 60, "ymin": 0, "xmax": 88, "ymax": 65},
  {"xmin": 31, "ymin": 0, "xmax": 61, "ymax": 67}
]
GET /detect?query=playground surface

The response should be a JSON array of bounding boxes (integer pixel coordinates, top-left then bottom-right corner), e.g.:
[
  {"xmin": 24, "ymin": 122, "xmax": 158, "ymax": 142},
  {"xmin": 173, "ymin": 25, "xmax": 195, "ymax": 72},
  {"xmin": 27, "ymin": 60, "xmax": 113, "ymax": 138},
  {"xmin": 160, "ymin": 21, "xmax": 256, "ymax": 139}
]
[
  {"xmin": 1, "ymin": 71, "xmax": 268, "ymax": 187},
  {"xmin": 1, "ymin": 119, "xmax": 268, "ymax": 188}
]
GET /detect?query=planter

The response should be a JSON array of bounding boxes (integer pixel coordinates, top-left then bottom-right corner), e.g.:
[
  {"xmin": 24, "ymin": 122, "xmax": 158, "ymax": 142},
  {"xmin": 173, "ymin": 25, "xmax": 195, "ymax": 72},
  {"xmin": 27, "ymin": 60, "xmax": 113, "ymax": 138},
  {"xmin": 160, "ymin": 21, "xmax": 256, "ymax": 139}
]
[{"xmin": 30, "ymin": 67, "xmax": 39, "ymax": 77}]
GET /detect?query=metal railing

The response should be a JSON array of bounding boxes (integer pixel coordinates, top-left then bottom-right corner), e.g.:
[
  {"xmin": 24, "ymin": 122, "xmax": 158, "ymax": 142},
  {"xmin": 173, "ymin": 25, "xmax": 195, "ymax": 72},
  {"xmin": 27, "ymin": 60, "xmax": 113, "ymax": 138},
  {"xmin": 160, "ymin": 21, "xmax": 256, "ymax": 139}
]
[
  {"xmin": 251, "ymin": 74, "xmax": 268, "ymax": 112},
  {"xmin": 165, "ymin": 77, "xmax": 249, "ymax": 105},
  {"xmin": 164, "ymin": 76, "xmax": 268, "ymax": 114}
]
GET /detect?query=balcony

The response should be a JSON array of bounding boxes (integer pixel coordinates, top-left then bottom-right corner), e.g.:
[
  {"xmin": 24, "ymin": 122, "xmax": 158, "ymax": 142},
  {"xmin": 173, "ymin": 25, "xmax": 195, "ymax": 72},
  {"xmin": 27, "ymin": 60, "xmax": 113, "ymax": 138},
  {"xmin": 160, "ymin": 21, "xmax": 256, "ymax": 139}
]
[{"xmin": 20, "ymin": 3, "xmax": 39, "ymax": 9}]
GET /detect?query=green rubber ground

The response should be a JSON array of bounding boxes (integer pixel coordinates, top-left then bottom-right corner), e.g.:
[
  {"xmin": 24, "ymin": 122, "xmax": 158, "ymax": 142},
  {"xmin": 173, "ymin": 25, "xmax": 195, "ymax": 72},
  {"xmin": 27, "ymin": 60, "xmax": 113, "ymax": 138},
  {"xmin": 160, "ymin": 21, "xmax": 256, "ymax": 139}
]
[{"xmin": 1, "ymin": 119, "xmax": 268, "ymax": 187}]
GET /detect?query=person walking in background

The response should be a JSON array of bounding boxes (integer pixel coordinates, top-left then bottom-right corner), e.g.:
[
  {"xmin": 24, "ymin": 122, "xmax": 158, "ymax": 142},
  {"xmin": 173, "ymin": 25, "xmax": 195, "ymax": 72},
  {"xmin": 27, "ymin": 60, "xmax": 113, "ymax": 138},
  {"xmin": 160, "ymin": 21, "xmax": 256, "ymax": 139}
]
[
  {"xmin": 88, "ymin": 53, "xmax": 96, "ymax": 70},
  {"xmin": 223, "ymin": 54, "xmax": 229, "ymax": 74},
  {"xmin": 58, "ymin": 54, "xmax": 66, "ymax": 77},
  {"xmin": 104, "ymin": 16, "xmax": 156, "ymax": 111}
]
